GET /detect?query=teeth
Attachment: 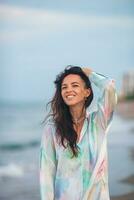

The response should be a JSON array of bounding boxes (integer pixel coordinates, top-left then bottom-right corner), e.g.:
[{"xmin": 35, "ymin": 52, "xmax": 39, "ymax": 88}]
[{"xmin": 66, "ymin": 95, "xmax": 74, "ymax": 99}]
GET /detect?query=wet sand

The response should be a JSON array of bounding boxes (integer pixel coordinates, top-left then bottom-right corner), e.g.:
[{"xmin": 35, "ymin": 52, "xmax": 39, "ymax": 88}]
[
  {"xmin": 111, "ymin": 192, "xmax": 134, "ymax": 200},
  {"xmin": 116, "ymin": 101, "xmax": 134, "ymax": 119},
  {"xmin": 111, "ymin": 175, "xmax": 134, "ymax": 200},
  {"xmin": 111, "ymin": 104, "xmax": 134, "ymax": 200},
  {"xmin": 111, "ymin": 176, "xmax": 134, "ymax": 199}
]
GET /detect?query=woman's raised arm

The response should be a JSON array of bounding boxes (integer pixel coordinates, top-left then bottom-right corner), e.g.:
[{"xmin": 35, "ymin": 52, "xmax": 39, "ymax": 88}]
[{"xmin": 82, "ymin": 68, "xmax": 117, "ymax": 132}]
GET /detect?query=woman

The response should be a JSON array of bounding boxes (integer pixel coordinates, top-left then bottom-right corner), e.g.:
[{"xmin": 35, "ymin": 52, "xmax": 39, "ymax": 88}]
[{"xmin": 40, "ymin": 65, "xmax": 117, "ymax": 200}]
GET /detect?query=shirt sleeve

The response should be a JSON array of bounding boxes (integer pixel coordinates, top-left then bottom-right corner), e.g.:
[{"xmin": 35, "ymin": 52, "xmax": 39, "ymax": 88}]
[
  {"xmin": 39, "ymin": 123, "xmax": 57, "ymax": 200},
  {"xmin": 89, "ymin": 72, "xmax": 117, "ymax": 132}
]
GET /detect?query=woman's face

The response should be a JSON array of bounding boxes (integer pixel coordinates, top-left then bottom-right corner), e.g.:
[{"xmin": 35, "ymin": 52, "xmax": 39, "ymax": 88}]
[{"xmin": 61, "ymin": 74, "xmax": 90, "ymax": 107}]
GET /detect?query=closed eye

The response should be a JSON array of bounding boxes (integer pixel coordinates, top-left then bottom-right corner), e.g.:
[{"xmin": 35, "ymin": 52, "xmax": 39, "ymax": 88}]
[
  {"xmin": 61, "ymin": 86, "xmax": 67, "ymax": 90},
  {"xmin": 72, "ymin": 84, "xmax": 79, "ymax": 87},
  {"xmin": 61, "ymin": 83, "xmax": 80, "ymax": 90}
]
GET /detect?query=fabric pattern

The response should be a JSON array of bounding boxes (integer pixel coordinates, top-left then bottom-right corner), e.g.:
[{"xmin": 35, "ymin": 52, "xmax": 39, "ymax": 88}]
[{"xmin": 40, "ymin": 72, "xmax": 117, "ymax": 200}]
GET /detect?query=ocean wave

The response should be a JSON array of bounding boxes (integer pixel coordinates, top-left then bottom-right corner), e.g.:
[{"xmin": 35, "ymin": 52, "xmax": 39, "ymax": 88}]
[
  {"xmin": 0, "ymin": 140, "xmax": 40, "ymax": 151},
  {"xmin": 0, "ymin": 163, "xmax": 24, "ymax": 177}
]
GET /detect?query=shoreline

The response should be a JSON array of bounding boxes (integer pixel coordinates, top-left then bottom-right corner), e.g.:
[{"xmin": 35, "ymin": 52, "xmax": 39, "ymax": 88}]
[
  {"xmin": 116, "ymin": 100, "xmax": 134, "ymax": 119},
  {"xmin": 111, "ymin": 175, "xmax": 134, "ymax": 200},
  {"xmin": 110, "ymin": 175, "xmax": 134, "ymax": 200},
  {"xmin": 111, "ymin": 192, "xmax": 134, "ymax": 200},
  {"xmin": 112, "ymin": 104, "xmax": 134, "ymax": 200}
]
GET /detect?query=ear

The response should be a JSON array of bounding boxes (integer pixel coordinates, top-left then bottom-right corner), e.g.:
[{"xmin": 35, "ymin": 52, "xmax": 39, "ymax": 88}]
[{"xmin": 85, "ymin": 88, "xmax": 91, "ymax": 97}]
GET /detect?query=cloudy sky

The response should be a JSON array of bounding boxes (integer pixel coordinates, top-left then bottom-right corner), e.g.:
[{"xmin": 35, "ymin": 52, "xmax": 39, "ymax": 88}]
[{"xmin": 0, "ymin": 0, "xmax": 134, "ymax": 103}]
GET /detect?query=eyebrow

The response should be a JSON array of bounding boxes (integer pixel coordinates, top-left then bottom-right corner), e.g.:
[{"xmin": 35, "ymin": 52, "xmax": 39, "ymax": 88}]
[{"xmin": 62, "ymin": 82, "xmax": 80, "ymax": 86}]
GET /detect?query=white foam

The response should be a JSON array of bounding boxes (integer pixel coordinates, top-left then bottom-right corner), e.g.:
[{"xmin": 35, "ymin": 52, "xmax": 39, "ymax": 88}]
[{"xmin": 0, "ymin": 163, "xmax": 24, "ymax": 177}]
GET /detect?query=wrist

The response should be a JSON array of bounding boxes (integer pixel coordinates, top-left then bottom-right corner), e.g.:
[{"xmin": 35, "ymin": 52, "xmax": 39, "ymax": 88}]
[{"xmin": 82, "ymin": 67, "xmax": 93, "ymax": 77}]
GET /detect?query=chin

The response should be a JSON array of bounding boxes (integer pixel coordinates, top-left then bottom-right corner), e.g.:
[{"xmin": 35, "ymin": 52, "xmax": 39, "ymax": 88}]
[
  {"xmin": 65, "ymin": 102, "xmax": 76, "ymax": 106},
  {"xmin": 65, "ymin": 100, "xmax": 84, "ymax": 107}
]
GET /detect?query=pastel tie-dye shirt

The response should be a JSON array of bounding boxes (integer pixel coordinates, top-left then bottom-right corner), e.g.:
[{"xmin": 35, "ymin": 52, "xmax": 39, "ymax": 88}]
[{"xmin": 40, "ymin": 72, "xmax": 117, "ymax": 200}]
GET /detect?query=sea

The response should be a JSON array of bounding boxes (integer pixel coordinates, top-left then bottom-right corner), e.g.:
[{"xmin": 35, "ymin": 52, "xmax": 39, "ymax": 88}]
[{"xmin": 0, "ymin": 102, "xmax": 134, "ymax": 200}]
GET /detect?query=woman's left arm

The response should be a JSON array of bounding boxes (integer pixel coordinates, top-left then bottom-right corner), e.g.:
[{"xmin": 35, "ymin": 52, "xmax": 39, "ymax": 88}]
[
  {"xmin": 83, "ymin": 68, "xmax": 117, "ymax": 131},
  {"xmin": 90, "ymin": 72, "xmax": 117, "ymax": 131}
]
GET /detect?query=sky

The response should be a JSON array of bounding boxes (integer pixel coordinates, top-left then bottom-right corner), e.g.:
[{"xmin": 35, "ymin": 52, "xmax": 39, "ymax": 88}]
[{"xmin": 0, "ymin": 0, "xmax": 134, "ymax": 103}]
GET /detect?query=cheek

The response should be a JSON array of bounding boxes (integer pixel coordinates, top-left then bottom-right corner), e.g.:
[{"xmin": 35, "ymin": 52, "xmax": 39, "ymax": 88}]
[
  {"xmin": 75, "ymin": 93, "xmax": 85, "ymax": 101},
  {"xmin": 61, "ymin": 91, "xmax": 64, "ymax": 98},
  {"xmin": 79, "ymin": 89, "xmax": 86, "ymax": 95}
]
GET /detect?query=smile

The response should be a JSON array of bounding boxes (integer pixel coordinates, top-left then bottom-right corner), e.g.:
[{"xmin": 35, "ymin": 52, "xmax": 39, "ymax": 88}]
[{"xmin": 66, "ymin": 95, "xmax": 75, "ymax": 100}]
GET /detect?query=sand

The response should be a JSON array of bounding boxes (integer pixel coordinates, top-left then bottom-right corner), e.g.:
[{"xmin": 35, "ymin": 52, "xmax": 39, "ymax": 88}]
[
  {"xmin": 116, "ymin": 101, "xmax": 134, "ymax": 119},
  {"xmin": 111, "ymin": 192, "xmax": 134, "ymax": 200},
  {"xmin": 111, "ymin": 103, "xmax": 134, "ymax": 200}
]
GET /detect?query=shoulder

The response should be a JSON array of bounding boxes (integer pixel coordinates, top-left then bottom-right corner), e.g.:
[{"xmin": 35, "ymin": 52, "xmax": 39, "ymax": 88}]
[
  {"xmin": 44, "ymin": 114, "xmax": 55, "ymax": 126},
  {"xmin": 41, "ymin": 116, "xmax": 56, "ymax": 145},
  {"xmin": 42, "ymin": 115, "xmax": 56, "ymax": 133}
]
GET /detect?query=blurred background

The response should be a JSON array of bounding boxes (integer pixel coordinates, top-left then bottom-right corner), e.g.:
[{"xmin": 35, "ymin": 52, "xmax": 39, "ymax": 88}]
[{"xmin": 0, "ymin": 0, "xmax": 134, "ymax": 200}]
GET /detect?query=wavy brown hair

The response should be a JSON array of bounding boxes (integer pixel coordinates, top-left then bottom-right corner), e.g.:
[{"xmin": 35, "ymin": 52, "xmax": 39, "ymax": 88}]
[{"xmin": 47, "ymin": 65, "xmax": 93, "ymax": 157}]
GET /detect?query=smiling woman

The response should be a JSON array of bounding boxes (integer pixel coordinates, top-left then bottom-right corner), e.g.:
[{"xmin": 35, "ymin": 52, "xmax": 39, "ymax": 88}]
[
  {"xmin": 61, "ymin": 74, "xmax": 91, "ymax": 106},
  {"xmin": 39, "ymin": 65, "xmax": 117, "ymax": 200},
  {"xmin": 54, "ymin": 66, "xmax": 94, "ymax": 148}
]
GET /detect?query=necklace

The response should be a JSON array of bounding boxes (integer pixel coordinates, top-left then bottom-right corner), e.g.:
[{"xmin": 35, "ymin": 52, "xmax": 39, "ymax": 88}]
[{"xmin": 73, "ymin": 115, "xmax": 86, "ymax": 125}]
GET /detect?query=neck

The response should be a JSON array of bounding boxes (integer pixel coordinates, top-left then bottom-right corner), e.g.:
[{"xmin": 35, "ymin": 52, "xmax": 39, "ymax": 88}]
[{"xmin": 69, "ymin": 103, "xmax": 86, "ymax": 123}]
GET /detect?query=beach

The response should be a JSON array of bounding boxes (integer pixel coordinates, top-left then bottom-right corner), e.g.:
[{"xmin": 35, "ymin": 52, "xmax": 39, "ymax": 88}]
[
  {"xmin": 0, "ymin": 103, "xmax": 134, "ymax": 200},
  {"xmin": 116, "ymin": 100, "xmax": 134, "ymax": 119},
  {"xmin": 110, "ymin": 101, "xmax": 134, "ymax": 200},
  {"xmin": 111, "ymin": 175, "xmax": 134, "ymax": 200},
  {"xmin": 112, "ymin": 192, "xmax": 134, "ymax": 200}
]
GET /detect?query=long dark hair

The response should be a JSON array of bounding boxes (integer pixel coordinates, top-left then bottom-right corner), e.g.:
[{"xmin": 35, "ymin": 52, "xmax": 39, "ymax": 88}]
[{"xmin": 47, "ymin": 65, "xmax": 93, "ymax": 157}]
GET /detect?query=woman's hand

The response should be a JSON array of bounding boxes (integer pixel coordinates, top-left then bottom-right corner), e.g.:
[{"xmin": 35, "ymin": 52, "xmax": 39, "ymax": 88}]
[{"xmin": 82, "ymin": 67, "xmax": 92, "ymax": 77}]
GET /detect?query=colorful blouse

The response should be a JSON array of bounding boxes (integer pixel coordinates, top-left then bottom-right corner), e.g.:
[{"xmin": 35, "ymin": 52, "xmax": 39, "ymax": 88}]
[{"xmin": 39, "ymin": 72, "xmax": 117, "ymax": 200}]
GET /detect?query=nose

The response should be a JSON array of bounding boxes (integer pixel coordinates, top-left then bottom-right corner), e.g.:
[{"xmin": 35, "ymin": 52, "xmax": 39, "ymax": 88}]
[{"xmin": 65, "ymin": 85, "xmax": 73, "ymax": 93}]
